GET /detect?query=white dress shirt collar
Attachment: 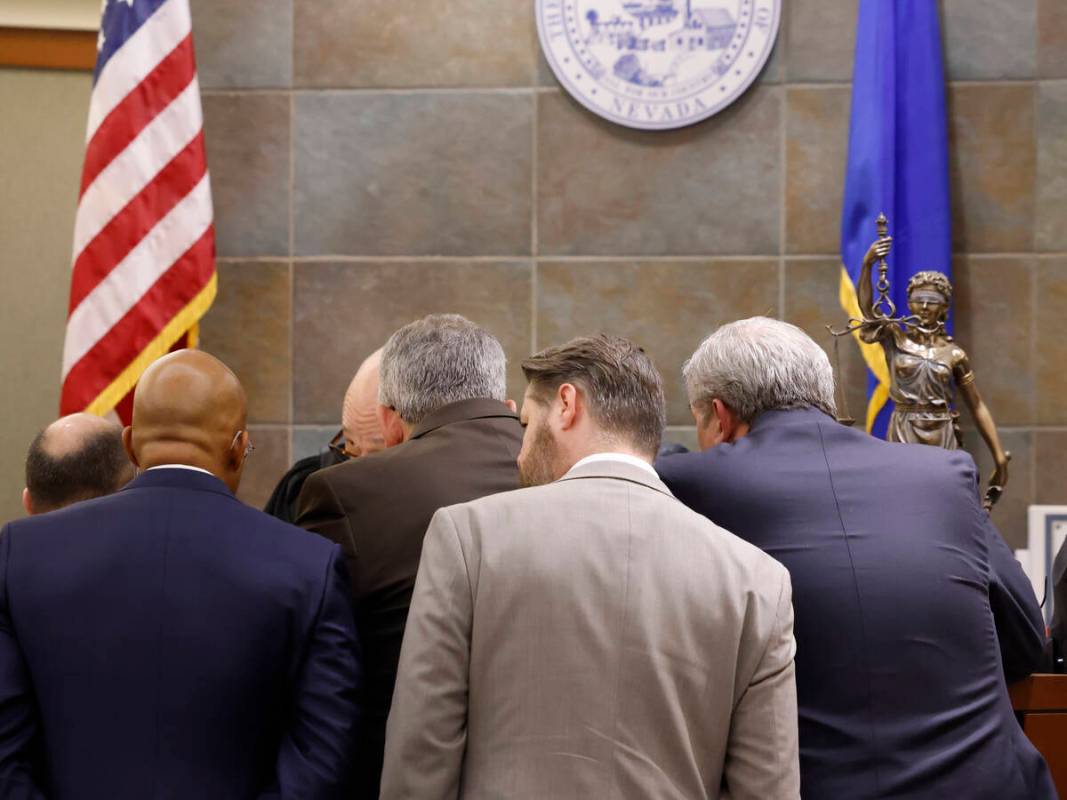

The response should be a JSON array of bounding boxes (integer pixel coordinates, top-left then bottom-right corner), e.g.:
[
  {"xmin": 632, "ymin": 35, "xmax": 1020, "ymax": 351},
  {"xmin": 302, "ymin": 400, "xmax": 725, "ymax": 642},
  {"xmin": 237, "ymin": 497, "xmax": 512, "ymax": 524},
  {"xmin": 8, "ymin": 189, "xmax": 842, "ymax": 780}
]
[
  {"xmin": 146, "ymin": 464, "xmax": 216, "ymax": 477},
  {"xmin": 567, "ymin": 452, "xmax": 658, "ymax": 478}
]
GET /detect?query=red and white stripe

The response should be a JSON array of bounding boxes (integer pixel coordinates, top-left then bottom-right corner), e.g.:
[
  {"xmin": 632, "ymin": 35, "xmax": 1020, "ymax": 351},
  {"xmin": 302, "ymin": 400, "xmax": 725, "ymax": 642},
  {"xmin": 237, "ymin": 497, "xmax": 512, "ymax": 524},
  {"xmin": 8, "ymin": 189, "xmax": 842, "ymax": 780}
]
[{"xmin": 61, "ymin": 0, "xmax": 215, "ymax": 419}]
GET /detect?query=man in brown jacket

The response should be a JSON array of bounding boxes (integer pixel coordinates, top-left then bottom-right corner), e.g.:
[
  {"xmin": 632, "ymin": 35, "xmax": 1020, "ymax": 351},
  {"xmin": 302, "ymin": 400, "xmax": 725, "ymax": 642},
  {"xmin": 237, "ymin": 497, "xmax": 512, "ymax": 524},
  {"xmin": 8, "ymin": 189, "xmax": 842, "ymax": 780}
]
[{"xmin": 297, "ymin": 314, "xmax": 522, "ymax": 799}]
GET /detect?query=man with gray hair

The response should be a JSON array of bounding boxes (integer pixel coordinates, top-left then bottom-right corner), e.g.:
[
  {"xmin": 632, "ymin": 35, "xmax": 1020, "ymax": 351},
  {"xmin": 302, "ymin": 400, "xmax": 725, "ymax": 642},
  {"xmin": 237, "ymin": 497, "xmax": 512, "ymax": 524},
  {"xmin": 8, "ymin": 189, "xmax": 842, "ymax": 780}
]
[
  {"xmin": 656, "ymin": 316, "xmax": 1052, "ymax": 800},
  {"xmin": 297, "ymin": 313, "xmax": 522, "ymax": 800},
  {"xmin": 381, "ymin": 334, "xmax": 800, "ymax": 800}
]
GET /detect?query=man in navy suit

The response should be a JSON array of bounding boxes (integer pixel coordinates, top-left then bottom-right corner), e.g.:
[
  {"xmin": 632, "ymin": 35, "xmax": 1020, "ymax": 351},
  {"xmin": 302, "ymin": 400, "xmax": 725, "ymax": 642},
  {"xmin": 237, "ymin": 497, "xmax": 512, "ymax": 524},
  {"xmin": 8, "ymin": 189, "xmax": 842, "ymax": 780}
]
[
  {"xmin": 656, "ymin": 317, "xmax": 1054, "ymax": 800},
  {"xmin": 0, "ymin": 350, "xmax": 361, "ymax": 799}
]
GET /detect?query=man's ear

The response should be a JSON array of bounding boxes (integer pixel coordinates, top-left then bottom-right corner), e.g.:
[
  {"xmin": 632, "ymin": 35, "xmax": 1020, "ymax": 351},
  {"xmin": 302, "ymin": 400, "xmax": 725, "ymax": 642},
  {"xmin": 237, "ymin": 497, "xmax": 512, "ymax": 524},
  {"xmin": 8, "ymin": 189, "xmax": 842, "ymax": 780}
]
[
  {"xmin": 377, "ymin": 405, "xmax": 407, "ymax": 448},
  {"xmin": 231, "ymin": 430, "xmax": 251, "ymax": 471},
  {"xmin": 713, "ymin": 398, "xmax": 750, "ymax": 444},
  {"xmin": 556, "ymin": 383, "xmax": 579, "ymax": 431},
  {"xmin": 21, "ymin": 488, "xmax": 33, "ymax": 516},
  {"xmin": 121, "ymin": 426, "xmax": 140, "ymax": 467},
  {"xmin": 692, "ymin": 402, "xmax": 718, "ymax": 451}
]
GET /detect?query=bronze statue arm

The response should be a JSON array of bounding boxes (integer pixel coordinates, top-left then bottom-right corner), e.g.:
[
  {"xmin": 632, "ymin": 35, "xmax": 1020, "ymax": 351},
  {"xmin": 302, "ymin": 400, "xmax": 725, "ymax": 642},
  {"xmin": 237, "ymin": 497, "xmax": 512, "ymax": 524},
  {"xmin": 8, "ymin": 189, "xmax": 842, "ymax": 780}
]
[
  {"xmin": 956, "ymin": 361, "xmax": 1010, "ymax": 508},
  {"xmin": 857, "ymin": 236, "xmax": 892, "ymax": 343}
]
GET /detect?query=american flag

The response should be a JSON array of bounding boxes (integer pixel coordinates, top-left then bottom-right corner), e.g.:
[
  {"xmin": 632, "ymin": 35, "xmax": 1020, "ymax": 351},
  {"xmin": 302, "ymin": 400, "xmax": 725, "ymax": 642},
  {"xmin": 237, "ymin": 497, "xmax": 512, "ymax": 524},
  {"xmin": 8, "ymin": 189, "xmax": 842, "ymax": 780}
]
[{"xmin": 61, "ymin": 0, "xmax": 216, "ymax": 423}]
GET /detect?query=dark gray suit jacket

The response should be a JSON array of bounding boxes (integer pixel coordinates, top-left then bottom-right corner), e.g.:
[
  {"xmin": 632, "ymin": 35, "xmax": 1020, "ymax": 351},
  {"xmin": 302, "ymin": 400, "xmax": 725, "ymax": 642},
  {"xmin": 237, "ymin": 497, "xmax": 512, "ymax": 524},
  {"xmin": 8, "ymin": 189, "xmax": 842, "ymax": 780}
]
[{"xmin": 656, "ymin": 407, "xmax": 1053, "ymax": 800}]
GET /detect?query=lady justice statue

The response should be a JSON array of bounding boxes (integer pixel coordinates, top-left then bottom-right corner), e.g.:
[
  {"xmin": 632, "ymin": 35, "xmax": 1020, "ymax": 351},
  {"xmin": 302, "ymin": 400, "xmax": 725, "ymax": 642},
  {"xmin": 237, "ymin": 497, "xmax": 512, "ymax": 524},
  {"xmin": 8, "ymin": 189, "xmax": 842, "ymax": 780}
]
[{"xmin": 843, "ymin": 215, "xmax": 1010, "ymax": 510}]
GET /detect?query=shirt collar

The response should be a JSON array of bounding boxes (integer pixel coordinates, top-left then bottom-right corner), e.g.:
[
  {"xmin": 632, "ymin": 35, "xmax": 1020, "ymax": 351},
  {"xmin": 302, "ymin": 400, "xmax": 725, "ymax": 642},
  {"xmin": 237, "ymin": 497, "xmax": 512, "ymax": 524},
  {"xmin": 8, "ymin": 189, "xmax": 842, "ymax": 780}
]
[
  {"xmin": 568, "ymin": 452, "xmax": 658, "ymax": 478},
  {"xmin": 146, "ymin": 464, "xmax": 216, "ymax": 477}
]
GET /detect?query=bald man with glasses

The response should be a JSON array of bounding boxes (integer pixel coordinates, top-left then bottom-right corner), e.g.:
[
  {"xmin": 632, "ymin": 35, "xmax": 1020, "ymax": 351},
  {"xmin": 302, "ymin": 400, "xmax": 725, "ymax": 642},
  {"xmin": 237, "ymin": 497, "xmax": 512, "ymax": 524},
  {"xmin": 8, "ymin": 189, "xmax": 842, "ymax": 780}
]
[{"xmin": 265, "ymin": 349, "xmax": 385, "ymax": 522}]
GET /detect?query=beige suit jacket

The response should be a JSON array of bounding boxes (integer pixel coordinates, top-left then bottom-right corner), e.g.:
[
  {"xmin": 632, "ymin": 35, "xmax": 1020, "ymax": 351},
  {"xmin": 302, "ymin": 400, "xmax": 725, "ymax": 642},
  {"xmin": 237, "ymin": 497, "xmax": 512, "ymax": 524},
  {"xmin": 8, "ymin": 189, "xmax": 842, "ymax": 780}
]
[{"xmin": 381, "ymin": 459, "xmax": 799, "ymax": 800}]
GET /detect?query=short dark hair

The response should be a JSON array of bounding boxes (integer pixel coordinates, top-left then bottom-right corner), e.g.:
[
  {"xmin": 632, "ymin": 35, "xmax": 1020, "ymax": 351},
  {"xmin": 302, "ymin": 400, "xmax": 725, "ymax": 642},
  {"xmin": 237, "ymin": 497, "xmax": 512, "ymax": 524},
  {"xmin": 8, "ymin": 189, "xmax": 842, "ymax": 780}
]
[
  {"xmin": 521, "ymin": 334, "xmax": 666, "ymax": 458},
  {"xmin": 25, "ymin": 426, "xmax": 134, "ymax": 513}
]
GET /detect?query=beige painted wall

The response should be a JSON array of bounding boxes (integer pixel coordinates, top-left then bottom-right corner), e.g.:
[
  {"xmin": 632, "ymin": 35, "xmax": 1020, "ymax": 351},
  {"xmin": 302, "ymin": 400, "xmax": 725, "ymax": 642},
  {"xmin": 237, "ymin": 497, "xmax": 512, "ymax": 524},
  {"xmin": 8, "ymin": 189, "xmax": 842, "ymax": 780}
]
[
  {"xmin": 0, "ymin": 68, "xmax": 91, "ymax": 523},
  {"xmin": 0, "ymin": 0, "xmax": 100, "ymax": 30}
]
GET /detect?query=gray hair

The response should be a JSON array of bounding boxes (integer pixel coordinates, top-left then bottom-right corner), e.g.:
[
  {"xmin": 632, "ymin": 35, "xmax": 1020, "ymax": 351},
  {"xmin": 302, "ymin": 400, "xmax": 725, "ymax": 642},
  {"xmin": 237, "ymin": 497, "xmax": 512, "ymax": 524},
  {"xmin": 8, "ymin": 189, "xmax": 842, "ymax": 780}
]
[
  {"xmin": 683, "ymin": 317, "xmax": 836, "ymax": 423},
  {"xmin": 378, "ymin": 314, "xmax": 507, "ymax": 424}
]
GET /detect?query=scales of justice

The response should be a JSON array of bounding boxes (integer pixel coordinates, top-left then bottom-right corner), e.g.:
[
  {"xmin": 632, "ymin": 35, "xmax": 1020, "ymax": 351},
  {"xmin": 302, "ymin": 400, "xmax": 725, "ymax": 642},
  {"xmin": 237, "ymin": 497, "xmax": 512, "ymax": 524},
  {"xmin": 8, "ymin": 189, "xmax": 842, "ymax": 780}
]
[{"xmin": 830, "ymin": 214, "xmax": 1010, "ymax": 511}]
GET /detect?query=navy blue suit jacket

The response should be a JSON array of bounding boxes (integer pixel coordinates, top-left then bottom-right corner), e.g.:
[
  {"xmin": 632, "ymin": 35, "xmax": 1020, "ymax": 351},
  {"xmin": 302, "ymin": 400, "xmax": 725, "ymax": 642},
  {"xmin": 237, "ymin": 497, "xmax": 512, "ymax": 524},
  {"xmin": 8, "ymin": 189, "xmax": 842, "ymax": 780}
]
[
  {"xmin": 0, "ymin": 468, "xmax": 361, "ymax": 800},
  {"xmin": 657, "ymin": 408, "xmax": 1054, "ymax": 800}
]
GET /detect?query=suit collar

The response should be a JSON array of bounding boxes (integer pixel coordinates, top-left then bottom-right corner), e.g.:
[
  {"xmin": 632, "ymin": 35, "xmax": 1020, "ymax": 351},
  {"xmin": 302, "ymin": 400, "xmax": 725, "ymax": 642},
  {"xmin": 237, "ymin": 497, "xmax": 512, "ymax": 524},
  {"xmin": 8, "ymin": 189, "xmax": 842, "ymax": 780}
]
[
  {"xmin": 410, "ymin": 398, "xmax": 519, "ymax": 439},
  {"xmin": 570, "ymin": 451, "xmax": 658, "ymax": 478},
  {"xmin": 750, "ymin": 406, "xmax": 836, "ymax": 431},
  {"xmin": 559, "ymin": 458, "xmax": 674, "ymax": 498},
  {"xmin": 123, "ymin": 466, "xmax": 236, "ymax": 499}
]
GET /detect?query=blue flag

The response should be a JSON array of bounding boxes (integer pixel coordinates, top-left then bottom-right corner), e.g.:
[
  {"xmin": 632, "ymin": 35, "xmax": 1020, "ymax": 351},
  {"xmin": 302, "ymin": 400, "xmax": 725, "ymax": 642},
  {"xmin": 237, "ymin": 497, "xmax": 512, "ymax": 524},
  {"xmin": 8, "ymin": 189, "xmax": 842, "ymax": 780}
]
[{"xmin": 839, "ymin": 0, "xmax": 952, "ymax": 436}]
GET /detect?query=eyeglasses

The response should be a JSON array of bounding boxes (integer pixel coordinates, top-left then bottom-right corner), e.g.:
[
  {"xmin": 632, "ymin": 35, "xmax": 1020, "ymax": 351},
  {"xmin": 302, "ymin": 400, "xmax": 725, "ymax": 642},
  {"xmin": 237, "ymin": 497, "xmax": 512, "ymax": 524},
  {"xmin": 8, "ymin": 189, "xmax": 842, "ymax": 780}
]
[
  {"xmin": 328, "ymin": 428, "xmax": 356, "ymax": 460},
  {"xmin": 231, "ymin": 431, "xmax": 255, "ymax": 460}
]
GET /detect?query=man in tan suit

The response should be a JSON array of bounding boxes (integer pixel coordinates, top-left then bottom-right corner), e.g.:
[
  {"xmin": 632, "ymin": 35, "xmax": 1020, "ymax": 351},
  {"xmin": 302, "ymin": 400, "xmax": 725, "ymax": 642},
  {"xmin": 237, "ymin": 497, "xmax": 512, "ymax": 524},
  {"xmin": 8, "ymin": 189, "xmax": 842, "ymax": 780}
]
[{"xmin": 381, "ymin": 335, "xmax": 799, "ymax": 800}]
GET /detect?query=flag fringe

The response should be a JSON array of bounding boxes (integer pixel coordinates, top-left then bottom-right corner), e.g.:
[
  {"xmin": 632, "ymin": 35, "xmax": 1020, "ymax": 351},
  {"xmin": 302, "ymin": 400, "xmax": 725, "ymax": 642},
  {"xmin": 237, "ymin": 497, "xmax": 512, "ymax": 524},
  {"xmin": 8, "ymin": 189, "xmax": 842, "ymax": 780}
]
[{"xmin": 84, "ymin": 273, "xmax": 217, "ymax": 417}]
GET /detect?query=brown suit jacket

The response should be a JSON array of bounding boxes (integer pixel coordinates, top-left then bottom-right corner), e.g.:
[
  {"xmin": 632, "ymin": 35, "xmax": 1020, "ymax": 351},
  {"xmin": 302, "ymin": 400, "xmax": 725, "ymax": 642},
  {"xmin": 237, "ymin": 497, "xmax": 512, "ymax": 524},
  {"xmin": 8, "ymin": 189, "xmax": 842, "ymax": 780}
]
[
  {"xmin": 296, "ymin": 397, "xmax": 522, "ymax": 799},
  {"xmin": 381, "ymin": 459, "xmax": 799, "ymax": 800}
]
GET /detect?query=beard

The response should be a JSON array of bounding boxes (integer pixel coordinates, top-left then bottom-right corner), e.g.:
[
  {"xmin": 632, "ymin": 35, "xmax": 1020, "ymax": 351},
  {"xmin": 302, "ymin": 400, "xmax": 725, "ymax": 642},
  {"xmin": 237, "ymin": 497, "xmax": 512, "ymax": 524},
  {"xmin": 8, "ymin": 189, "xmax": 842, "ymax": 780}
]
[{"xmin": 518, "ymin": 424, "xmax": 560, "ymax": 488}]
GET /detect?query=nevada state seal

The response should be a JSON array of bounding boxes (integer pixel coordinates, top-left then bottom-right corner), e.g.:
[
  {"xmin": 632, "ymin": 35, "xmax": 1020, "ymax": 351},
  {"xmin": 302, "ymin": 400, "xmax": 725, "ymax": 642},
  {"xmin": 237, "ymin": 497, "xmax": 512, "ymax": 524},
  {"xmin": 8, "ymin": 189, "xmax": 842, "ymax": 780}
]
[{"xmin": 537, "ymin": 0, "xmax": 780, "ymax": 130}]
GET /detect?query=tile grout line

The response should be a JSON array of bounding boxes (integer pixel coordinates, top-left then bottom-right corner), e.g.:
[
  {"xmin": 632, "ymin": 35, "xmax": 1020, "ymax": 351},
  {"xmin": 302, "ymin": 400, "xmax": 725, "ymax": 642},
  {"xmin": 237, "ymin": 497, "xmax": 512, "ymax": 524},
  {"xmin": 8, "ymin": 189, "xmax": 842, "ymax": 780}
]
[
  {"xmin": 779, "ymin": 2, "xmax": 789, "ymax": 319},
  {"xmin": 287, "ymin": 0, "xmax": 296, "ymax": 89},
  {"xmin": 531, "ymin": 90, "xmax": 539, "ymax": 259},
  {"xmin": 1030, "ymin": 251, "xmax": 1039, "ymax": 501},
  {"xmin": 225, "ymin": 254, "xmax": 542, "ymax": 263},
  {"xmin": 212, "ymin": 252, "xmax": 1067, "ymax": 265},
  {"xmin": 287, "ymin": 88, "xmax": 295, "ymax": 465},
  {"xmin": 531, "ymin": 89, "xmax": 539, "ymax": 356},
  {"xmin": 214, "ymin": 251, "xmax": 1067, "ymax": 264},
  {"xmin": 778, "ymin": 82, "xmax": 787, "ymax": 319},
  {"xmin": 1030, "ymin": 67, "xmax": 1039, "ymax": 499},
  {"xmin": 201, "ymin": 87, "xmax": 566, "ymax": 97},
  {"xmin": 286, "ymin": 0, "xmax": 297, "ymax": 463},
  {"xmin": 531, "ymin": 262, "xmax": 539, "ymax": 356},
  {"xmin": 197, "ymin": 79, "xmax": 1056, "ymax": 97},
  {"xmin": 277, "ymin": 254, "xmax": 823, "ymax": 263}
]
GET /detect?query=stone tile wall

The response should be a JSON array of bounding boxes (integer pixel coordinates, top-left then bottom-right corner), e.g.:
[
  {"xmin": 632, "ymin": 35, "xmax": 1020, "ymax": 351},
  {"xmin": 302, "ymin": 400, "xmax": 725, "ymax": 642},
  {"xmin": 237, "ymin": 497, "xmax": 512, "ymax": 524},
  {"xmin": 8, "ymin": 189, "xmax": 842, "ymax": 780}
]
[{"xmin": 193, "ymin": 0, "xmax": 1067, "ymax": 547}]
